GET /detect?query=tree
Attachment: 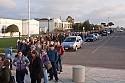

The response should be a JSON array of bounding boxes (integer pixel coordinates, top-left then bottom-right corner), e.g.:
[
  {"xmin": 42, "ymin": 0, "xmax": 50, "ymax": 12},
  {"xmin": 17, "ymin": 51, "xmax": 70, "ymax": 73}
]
[
  {"xmin": 108, "ymin": 22, "xmax": 114, "ymax": 26},
  {"xmin": 66, "ymin": 16, "xmax": 74, "ymax": 23},
  {"xmin": 6, "ymin": 24, "xmax": 19, "ymax": 37},
  {"xmin": 83, "ymin": 20, "xmax": 92, "ymax": 31},
  {"xmin": 94, "ymin": 25, "xmax": 104, "ymax": 30},
  {"xmin": 72, "ymin": 22, "xmax": 84, "ymax": 32},
  {"xmin": 101, "ymin": 23, "xmax": 107, "ymax": 27}
]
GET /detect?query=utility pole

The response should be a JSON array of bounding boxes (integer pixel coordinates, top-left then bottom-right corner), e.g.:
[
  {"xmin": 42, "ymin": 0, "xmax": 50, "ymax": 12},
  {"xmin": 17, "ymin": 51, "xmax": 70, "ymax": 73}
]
[
  {"xmin": 28, "ymin": 0, "xmax": 30, "ymax": 38},
  {"xmin": 108, "ymin": 17, "xmax": 109, "ymax": 29}
]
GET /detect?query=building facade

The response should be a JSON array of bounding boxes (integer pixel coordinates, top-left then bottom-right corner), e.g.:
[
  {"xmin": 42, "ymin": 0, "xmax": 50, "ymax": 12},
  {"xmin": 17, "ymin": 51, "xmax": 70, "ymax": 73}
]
[
  {"xmin": 38, "ymin": 18, "xmax": 72, "ymax": 33},
  {"xmin": 22, "ymin": 19, "xmax": 39, "ymax": 36},
  {"xmin": 0, "ymin": 18, "xmax": 22, "ymax": 37},
  {"xmin": 0, "ymin": 18, "xmax": 72, "ymax": 37}
]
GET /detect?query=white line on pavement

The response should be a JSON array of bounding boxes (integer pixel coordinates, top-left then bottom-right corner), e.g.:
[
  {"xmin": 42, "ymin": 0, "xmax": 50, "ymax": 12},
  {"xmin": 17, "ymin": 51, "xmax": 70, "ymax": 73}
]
[{"xmin": 92, "ymin": 37, "xmax": 113, "ymax": 54}]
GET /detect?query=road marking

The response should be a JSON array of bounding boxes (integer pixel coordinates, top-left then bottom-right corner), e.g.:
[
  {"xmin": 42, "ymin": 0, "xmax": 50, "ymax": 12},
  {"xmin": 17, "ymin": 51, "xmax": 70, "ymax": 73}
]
[{"xmin": 92, "ymin": 37, "xmax": 112, "ymax": 54}]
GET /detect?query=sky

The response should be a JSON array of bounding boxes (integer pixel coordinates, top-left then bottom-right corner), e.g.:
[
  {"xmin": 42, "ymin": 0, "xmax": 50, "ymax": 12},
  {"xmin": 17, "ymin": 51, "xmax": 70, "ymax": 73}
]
[{"xmin": 0, "ymin": 0, "xmax": 125, "ymax": 27}]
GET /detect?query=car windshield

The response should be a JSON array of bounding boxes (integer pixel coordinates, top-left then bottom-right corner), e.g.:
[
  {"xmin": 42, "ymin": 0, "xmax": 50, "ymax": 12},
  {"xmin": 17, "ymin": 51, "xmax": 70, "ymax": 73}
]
[
  {"xmin": 87, "ymin": 35, "xmax": 93, "ymax": 37},
  {"xmin": 64, "ymin": 37, "xmax": 76, "ymax": 42}
]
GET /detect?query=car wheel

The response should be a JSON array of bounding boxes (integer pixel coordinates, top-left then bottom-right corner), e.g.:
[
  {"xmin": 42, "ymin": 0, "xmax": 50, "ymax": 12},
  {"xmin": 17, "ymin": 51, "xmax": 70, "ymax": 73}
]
[
  {"xmin": 80, "ymin": 45, "xmax": 83, "ymax": 48},
  {"xmin": 74, "ymin": 46, "xmax": 78, "ymax": 51}
]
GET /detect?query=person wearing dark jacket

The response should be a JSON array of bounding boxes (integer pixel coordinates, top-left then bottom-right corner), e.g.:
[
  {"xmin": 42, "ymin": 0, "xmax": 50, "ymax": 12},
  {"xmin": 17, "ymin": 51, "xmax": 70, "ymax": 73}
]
[
  {"xmin": 29, "ymin": 50, "xmax": 43, "ymax": 83},
  {"xmin": 47, "ymin": 45, "xmax": 58, "ymax": 82},
  {"xmin": 0, "ymin": 59, "xmax": 12, "ymax": 83}
]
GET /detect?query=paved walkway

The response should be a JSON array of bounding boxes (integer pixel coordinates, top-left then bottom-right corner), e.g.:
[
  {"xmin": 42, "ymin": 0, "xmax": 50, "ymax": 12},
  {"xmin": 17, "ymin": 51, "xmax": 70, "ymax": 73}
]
[
  {"xmin": 11, "ymin": 64, "xmax": 125, "ymax": 83},
  {"xmin": 1, "ymin": 53, "xmax": 125, "ymax": 83}
]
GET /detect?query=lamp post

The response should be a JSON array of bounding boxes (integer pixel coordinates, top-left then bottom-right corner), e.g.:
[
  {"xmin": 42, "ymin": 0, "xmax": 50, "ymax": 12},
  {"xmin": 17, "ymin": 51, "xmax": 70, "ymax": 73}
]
[
  {"xmin": 83, "ymin": 27, "xmax": 85, "ymax": 32},
  {"xmin": 28, "ymin": 0, "xmax": 30, "ymax": 38},
  {"xmin": 108, "ymin": 17, "xmax": 109, "ymax": 29},
  {"xmin": 62, "ymin": 23, "xmax": 63, "ymax": 32},
  {"xmin": 93, "ymin": 27, "xmax": 94, "ymax": 33},
  {"xmin": 3, "ymin": 26, "xmax": 6, "ymax": 37},
  {"xmin": 47, "ymin": 17, "xmax": 50, "ymax": 35}
]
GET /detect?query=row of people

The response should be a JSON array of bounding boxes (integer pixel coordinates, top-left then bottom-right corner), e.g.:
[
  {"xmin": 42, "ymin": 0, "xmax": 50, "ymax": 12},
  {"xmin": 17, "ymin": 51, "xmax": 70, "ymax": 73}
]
[{"xmin": 4, "ymin": 42, "xmax": 64, "ymax": 83}]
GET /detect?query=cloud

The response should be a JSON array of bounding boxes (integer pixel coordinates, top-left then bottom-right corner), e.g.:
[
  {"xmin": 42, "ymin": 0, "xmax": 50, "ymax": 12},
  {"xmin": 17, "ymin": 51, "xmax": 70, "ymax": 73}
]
[
  {"xmin": 0, "ymin": 0, "xmax": 16, "ymax": 9},
  {"xmin": 0, "ymin": 0, "xmax": 125, "ymax": 26},
  {"xmin": 79, "ymin": 3, "xmax": 125, "ymax": 26}
]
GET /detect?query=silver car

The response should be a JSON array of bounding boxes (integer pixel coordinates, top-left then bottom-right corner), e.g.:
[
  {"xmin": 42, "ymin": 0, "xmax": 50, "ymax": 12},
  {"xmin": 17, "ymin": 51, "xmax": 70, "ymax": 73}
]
[{"xmin": 61, "ymin": 36, "xmax": 83, "ymax": 51}]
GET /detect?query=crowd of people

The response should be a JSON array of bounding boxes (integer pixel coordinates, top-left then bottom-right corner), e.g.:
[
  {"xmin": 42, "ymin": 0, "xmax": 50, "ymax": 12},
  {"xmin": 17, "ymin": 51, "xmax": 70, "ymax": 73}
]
[{"xmin": 1, "ymin": 33, "xmax": 69, "ymax": 83}]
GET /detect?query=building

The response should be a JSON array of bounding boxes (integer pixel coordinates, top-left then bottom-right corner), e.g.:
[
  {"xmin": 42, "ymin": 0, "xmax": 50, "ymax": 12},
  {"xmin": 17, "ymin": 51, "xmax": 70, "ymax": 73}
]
[
  {"xmin": 37, "ymin": 18, "xmax": 62, "ymax": 33},
  {"xmin": 62, "ymin": 21, "xmax": 73, "ymax": 31},
  {"xmin": 37, "ymin": 18, "xmax": 72, "ymax": 33},
  {"xmin": 0, "ymin": 18, "xmax": 39, "ymax": 37},
  {"xmin": 22, "ymin": 19, "xmax": 39, "ymax": 36},
  {"xmin": 0, "ymin": 17, "xmax": 72, "ymax": 37},
  {"xmin": 0, "ymin": 18, "xmax": 22, "ymax": 37}
]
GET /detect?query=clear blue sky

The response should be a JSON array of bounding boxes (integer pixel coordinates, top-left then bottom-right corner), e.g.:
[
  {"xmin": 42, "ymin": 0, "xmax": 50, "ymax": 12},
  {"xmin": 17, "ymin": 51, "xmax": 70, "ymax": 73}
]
[{"xmin": 0, "ymin": 0, "xmax": 125, "ymax": 27}]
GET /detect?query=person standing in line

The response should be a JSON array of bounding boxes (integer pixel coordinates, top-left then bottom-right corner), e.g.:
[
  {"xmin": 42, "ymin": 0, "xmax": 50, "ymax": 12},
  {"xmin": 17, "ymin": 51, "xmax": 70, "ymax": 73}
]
[
  {"xmin": 13, "ymin": 51, "xmax": 29, "ymax": 83},
  {"xmin": 0, "ymin": 59, "xmax": 12, "ymax": 83},
  {"xmin": 35, "ymin": 40, "xmax": 42, "ymax": 55},
  {"xmin": 5, "ymin": 46, "xmax": 13, "ymax": 70},
  {"xmin": 29, "ymin": 50, "xmax": 44, "ymax": 83},
  {"xmin": 55, "ymin": 42, "xmax": 65, "ymax": 73},
  {"xmin": 41, "ymin": 41, "xmax": 49, "ymax": 52},
  {"xmin": 20, "ymin": 41, "xmax": 27, "ymax": 56},
  {"xmin": 40, "ymin": 50, "xmax": 50, "ymax": 83},
  {"xmin": 47, "ymin": 45, "xmax": 58, "ymax": 82},
  {"xmin": 27, "ymin": 45, "xmax": 36, "ymax": 62},
  {"xmin": 0, "ymin": 54, "xmax": 5, "ymax": 67}
]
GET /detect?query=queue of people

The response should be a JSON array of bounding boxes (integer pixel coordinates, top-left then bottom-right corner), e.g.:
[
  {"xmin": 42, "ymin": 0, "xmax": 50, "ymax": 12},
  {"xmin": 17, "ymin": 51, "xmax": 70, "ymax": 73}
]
[{"xmin": 0, "ymin": 33, "xmax": 66, "ymax": 83}]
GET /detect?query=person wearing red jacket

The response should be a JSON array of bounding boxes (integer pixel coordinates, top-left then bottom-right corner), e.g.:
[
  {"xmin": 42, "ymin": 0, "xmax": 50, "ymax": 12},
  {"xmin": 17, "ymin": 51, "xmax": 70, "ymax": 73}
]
[{"xmin": 55, "ymin": 41, "xmax": 65, "ymax": 73}]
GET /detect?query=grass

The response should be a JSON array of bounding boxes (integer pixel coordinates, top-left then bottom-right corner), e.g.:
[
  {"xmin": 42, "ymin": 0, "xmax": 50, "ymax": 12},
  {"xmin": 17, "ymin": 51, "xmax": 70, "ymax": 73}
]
[{"xmin": 0, "ymin": 37, "xmax": 19, "ymax": 53}]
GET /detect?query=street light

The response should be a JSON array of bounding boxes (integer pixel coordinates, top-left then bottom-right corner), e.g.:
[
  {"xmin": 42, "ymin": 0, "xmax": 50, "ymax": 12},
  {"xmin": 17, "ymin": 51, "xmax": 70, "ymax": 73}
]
[
  {"xmin": 83, "ymin": 27, "xmax": 85, "ymax": 32},
  {"xmin": 93, "ymin": 27, "xmax": 94, "ymax": 33},
  {"xmin": 3, "ymin": 25, "xmax": 6, "ymax": 37},
  {"xmin": 47, "ymin": 17, "xmax": 50, "ymax": 35},
  {"xmin": 62, "ymin": 23, "xmax": 63, "ymax": 32},
  {"xmin": 28, "ymin": 0, "xmax": 30, "ymax": 38},
  {"xmin": 108, "ymin": 17, "xmax": 109, "ymax": 29}
]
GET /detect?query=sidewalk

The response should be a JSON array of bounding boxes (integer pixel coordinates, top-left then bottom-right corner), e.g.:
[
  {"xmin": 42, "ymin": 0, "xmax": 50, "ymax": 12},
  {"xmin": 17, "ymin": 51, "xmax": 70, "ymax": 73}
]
[
  {"xmin": 1, "ymin": 53, "xmax": 125, "ymax": 83},
  {"xmin": 11, "ymin": 64, "xmax": 125, "ymax": 83}
]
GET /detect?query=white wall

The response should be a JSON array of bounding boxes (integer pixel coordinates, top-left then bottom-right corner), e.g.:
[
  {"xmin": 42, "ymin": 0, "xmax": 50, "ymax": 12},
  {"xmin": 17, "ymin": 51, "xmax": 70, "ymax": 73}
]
[
  {"xmin": 22, "ymin": 19, "xmax": 39, "ymax": 36},
  {"xmin": 39, "ymin": 18, "xmax": 63, "ymax": 32},
  {"xmin": 39, "ymin": 20, "xmax": 54, "ymax": 32},
  {"xmin": 0, "ymin": 18, "xmax": 22, "ymax": 37}
]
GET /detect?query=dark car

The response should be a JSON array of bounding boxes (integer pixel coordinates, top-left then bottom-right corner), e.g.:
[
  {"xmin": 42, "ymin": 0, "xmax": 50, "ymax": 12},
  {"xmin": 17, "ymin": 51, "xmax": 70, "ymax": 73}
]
[{"xmin": 85, "ymin": 34, "xmax": 96, "ymax": 42}]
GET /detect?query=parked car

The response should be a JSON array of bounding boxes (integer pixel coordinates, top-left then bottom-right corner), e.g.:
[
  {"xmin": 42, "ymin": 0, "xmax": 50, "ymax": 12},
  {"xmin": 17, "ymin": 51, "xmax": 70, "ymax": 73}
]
[
  {"xmin": 93, "ymin": 33, "xmax": 100, "ymax": 40},
  {"xmin": 61, "ymin": 36, "xmax": 83, "ymax": 51},
  {"xmin": 85, "ymin": 34, "xmax": 96, "ymax": 42},
  {"xmin": 117, "ymin": 29, "xmax": 123, "ymax": 32},
  {"xmin": 101, "ymin": 31, "xmax": 108, "ymax": 36},
  {"xmin": 107, "ymin": 30, "xmax": 111, "ymax": 35}
]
